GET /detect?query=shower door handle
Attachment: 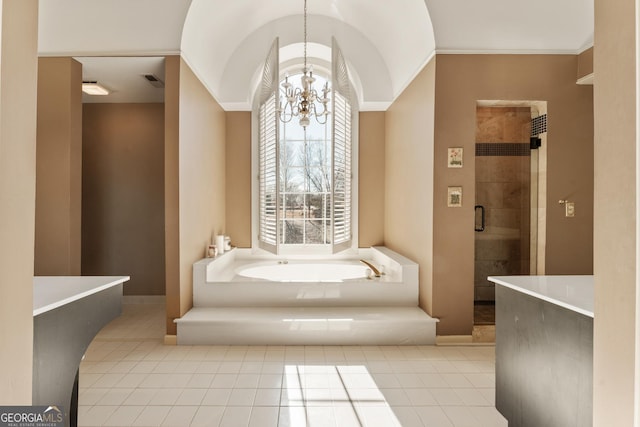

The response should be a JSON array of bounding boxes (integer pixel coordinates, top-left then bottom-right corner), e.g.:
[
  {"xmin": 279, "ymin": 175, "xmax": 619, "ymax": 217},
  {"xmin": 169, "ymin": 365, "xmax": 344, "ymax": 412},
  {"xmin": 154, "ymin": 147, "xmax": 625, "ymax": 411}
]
[{"xmin": 475, "ymin": 205, "xmax": 485, "ymax": 232}]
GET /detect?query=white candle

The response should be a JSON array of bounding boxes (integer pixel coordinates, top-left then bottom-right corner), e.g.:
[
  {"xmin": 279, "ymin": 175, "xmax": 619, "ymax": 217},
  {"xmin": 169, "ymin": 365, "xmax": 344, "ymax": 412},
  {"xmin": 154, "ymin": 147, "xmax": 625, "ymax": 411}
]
[{"xmin": 216, "ymin": 235, "xmax": 225, "ymax": 255}]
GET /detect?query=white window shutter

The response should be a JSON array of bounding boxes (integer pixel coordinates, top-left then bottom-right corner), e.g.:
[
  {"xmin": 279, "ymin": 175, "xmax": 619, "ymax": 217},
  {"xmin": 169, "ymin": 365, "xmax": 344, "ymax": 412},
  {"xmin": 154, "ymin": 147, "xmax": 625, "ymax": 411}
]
[
  {"xmin": 331, "ymin": 37, "xmax": 354, "ymax": 253},
  {"xmin": 258, "ymin": 38, "xmax": 280, "ymax": 253}
]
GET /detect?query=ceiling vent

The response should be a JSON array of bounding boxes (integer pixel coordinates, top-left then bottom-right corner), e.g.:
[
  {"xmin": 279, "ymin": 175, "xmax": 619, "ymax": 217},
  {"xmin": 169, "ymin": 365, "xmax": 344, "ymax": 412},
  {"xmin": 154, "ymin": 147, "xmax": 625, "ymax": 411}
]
[{"xmin": 143, "ymin": 74, "xmax": 165, "ymax": 88}]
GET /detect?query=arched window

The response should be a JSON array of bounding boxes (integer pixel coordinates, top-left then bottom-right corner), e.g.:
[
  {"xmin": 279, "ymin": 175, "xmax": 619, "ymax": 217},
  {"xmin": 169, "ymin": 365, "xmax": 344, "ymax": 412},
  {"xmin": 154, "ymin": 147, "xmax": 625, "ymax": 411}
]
[{"xmin": 256, "ymin": 38, "xmax": 356, "ymax": 254}]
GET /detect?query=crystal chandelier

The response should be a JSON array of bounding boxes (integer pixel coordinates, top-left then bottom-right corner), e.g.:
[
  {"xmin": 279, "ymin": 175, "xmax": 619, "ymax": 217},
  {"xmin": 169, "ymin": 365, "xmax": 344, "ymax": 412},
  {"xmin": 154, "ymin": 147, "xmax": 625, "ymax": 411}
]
[{"xmin": 278, "ymin": 0, "xmax": 330, "ymax": 128}]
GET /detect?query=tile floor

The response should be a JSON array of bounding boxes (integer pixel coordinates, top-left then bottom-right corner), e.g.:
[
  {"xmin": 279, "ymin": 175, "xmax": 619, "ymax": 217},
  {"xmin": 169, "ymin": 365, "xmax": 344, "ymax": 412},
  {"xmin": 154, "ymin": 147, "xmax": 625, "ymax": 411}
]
[{"xmin": 78, "ymin": 303, "xmax": 507, "ymax": 427}]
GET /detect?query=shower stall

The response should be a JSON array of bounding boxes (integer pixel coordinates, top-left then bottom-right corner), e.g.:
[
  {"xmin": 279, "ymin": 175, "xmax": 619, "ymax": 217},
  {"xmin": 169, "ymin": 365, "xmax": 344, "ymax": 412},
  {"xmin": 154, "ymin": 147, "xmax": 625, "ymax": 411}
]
[{"xmin": 474, "ymin": 103, "xmax": 547, "ymax": 324}]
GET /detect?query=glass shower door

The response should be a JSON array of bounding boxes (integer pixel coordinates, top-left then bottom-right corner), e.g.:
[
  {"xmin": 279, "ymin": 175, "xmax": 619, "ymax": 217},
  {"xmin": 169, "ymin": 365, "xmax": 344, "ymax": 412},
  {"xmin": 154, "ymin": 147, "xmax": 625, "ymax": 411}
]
[{"xmin": 474, "ymin": 106, "xmax": 534, "ymax": 324}]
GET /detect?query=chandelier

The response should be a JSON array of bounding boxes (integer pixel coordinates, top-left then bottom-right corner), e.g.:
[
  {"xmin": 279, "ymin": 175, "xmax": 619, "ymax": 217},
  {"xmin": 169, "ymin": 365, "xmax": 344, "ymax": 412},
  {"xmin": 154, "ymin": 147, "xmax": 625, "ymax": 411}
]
[{"xmin": 278, "ymin": 0, "xmax": 330, "ymax": 128}]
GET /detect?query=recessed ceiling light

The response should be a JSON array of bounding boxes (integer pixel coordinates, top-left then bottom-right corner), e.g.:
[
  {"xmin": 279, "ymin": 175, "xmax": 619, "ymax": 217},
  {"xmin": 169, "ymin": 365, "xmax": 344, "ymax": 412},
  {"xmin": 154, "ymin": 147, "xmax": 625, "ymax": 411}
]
[{"xmin": 82, "ymin": 81, "xmax": 110, "ymax": 95}]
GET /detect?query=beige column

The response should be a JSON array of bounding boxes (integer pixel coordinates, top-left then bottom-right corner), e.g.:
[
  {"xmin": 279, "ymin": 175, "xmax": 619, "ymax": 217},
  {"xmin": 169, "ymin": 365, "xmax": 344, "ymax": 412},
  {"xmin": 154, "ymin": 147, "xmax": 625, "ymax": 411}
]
[
  {"xmin": 165, "ymin": 55, "xmax": 180, "ymax": 337},
  {"xmin": 35, "ymin": 57, "xmax": 82, "ymax": 275},
  {"xmin": 593, "ymin": 0, "xmax": 638, "ymax": 424},
  {"xmin": 0, "ymin": 0, "xmax": 39, "ymax": 403}
]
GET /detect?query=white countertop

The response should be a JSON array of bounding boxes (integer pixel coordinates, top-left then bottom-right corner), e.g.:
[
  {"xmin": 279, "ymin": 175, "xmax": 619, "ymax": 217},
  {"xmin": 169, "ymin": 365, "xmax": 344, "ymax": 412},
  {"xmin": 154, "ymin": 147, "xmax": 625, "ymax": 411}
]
[
  {"xmin": 488, "ymin": 275, "xmax": 594, "ymax": 318},
  {"xmin": 33, "ymin": 276, "xmax": 130, "ymax": 316}
]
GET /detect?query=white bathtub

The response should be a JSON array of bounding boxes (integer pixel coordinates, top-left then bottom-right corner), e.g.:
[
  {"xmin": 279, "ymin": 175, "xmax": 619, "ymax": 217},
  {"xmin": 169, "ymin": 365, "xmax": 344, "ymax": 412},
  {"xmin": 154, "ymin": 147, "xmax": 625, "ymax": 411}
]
[
  {"xmin": 237, "ymin": 261, "xmax": 371, "ymax": 282},
  {"xmin": 192, "ymin": 246, "xmax": 419, "ymax": 307}
]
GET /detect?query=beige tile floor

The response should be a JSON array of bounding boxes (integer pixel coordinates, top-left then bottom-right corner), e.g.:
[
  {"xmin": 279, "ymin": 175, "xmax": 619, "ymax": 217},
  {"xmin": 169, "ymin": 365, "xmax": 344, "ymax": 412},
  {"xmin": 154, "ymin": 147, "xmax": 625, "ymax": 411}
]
[{"xmin": 78, "ymin": 303, "xmax": 507, "ymax": 427}]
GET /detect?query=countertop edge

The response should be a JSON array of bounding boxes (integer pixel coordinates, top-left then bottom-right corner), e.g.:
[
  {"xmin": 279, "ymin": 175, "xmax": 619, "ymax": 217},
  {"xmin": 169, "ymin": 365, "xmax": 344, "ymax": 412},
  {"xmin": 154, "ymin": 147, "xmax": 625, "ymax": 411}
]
[
  {"xmin": 33, "ymin": 276, "xmax": 130, "ymax": 316},
  {"xmin": 488, "ymin": 275, "xmax": 594, "ymax": 318}
]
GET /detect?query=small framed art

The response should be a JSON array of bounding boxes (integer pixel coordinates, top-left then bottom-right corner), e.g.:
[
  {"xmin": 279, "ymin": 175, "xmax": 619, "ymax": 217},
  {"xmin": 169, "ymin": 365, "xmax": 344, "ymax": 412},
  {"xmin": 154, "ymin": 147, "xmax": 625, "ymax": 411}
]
[
  {"xmin": 447, "ymin": 186, "xmax": 462, "ymax": 207},
  {"xmin": 447, "ymin": 147, "xmax": 463, "ymax": 168}
]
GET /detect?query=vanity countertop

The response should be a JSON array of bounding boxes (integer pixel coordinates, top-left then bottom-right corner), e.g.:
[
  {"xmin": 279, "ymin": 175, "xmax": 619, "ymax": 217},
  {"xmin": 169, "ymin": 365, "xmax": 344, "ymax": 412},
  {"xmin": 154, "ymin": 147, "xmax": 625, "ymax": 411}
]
[
  {"xmin": 33, "ymin": 276, "xmax": 130, "ymax": 316},
  {"xmin": 488, "ymin": 275, "xmax": 594, "ymax": 318}
]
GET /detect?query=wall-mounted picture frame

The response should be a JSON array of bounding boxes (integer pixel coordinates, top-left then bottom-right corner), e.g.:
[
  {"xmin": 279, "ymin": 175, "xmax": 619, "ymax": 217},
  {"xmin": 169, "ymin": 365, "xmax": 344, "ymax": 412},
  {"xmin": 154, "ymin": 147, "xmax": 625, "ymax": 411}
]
[
  {"xmin": 447, "ymin": 186, "xmax": 463, "ymax": 207},
  {"xmin": 447, "ymin": 147, "xmax": 463, "ymax": 168}
]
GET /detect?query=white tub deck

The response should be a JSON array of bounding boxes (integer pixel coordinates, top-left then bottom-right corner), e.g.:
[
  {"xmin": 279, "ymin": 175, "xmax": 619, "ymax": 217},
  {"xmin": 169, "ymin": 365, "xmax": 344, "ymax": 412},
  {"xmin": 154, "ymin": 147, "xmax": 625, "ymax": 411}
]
[{"xmin": 176, "ymin": 247, "xmax": 437, "ymax": 345}]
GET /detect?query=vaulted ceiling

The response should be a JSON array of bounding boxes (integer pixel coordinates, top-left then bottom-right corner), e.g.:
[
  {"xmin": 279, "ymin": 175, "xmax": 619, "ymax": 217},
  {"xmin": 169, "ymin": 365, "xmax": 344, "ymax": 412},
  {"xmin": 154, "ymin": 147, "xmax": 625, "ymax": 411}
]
[{"xmin": 37, "ymin": 0, "xmax": 593, "ymax": 109}]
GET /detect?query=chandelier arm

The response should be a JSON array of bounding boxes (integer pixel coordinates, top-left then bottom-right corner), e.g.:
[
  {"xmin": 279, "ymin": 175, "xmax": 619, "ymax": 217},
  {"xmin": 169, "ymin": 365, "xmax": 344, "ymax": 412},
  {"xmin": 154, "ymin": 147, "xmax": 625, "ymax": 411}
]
[{"xmin": 278, "ymin": 101, "xmax": 295, "ymax": 123}]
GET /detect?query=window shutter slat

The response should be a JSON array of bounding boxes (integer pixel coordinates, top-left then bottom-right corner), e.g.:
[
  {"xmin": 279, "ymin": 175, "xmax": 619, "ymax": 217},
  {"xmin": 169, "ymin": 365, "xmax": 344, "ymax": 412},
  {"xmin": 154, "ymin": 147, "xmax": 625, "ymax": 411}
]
[
  {"xmin": 258, "ymin": 39, "xmax": 279, "ymax": 253},
  {"xmin": 331, "ymin": 37, "xmax": 354, "ymax": 252}
]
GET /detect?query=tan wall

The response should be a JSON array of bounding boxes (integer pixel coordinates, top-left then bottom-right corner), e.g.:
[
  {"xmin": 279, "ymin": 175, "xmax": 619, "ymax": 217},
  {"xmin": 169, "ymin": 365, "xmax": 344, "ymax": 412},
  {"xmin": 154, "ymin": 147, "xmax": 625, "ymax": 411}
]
[
  {"xmin": 35, "ymin": 57, "xmax": 82, "ymax": 275},
  {"xmin": 174, "ymin": 58, "xmax": 226, "ymax": 327},
  {"xmin": 359, "ymin": 112, "xmax": 385, "ymax": 247},
  {"xmin": 385, "ymin": 58, "xmax": 436, "ymax": 315},
  {"xmin": 577, "ymin": 47, "xmax": 594, "ymax": 80},
  {"xmin": 431, "ymin": 54, "xmax": 593, "ymax": 335},
  {"xmin": 82, "ymin": 103, "xmax": 166, "ymax": 296},
  {"xmin": 593, "ymin": 0, "xmax": 636, "ymax": 423},
  {"xmin": 0, "ymin": 0, "xmax": 38, "ymax": 403},
  {"xmin": 225, "ymin": 112, "xmax": 251, "ymax": 248}
]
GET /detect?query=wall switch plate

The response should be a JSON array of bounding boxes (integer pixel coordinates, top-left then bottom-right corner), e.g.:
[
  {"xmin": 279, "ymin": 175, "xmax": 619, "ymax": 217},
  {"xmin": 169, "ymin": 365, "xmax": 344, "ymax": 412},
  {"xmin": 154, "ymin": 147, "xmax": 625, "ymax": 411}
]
[{"xmin": 565, "ymin": 202, "xmax": 575, "ymax": 217}]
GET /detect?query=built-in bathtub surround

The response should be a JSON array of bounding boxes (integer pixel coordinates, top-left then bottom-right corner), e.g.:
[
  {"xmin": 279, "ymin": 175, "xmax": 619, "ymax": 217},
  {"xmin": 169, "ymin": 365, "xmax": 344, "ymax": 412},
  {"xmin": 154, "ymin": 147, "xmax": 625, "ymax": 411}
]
[
  {"xmin": 176, "ymin": 247, "xmax": 437, "ymax": 345},
  {"xmin": 192, "ymin": 247, "xmax": 416, "ymax": 307}
]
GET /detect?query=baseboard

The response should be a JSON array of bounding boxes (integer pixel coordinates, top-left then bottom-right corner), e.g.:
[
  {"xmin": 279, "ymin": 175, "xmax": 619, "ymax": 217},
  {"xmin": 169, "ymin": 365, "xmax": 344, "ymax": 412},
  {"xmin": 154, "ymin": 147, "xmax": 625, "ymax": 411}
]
[
  {"xmin": 436, "ymin": 335, "xmax": 473, "ymax": 345},
  {"xmin": 164, "ymin": 335, "xmax": 177, "ymax": 345},
  {"xmin": 122, "ymin": 295, "xmax": 166, "ymax": 304},
  {"xmin": 436, "ymin": 333, "xmax": 496, "ymax": 346}
]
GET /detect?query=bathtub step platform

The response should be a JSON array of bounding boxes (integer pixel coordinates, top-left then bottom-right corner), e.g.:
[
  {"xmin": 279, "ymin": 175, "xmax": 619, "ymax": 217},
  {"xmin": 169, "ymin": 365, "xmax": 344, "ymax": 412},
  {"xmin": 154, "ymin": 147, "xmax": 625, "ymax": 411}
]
[{"xmin": 176, "ymin": 306, "xmax": 437, "ymax": 345}]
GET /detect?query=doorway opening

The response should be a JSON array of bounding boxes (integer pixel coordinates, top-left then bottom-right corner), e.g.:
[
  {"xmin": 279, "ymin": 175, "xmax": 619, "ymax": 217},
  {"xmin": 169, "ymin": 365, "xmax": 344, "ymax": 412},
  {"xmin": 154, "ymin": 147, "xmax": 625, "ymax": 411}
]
[{"xmin": 473, "ymin": 101, "xmax": 547, "ymax": 326}]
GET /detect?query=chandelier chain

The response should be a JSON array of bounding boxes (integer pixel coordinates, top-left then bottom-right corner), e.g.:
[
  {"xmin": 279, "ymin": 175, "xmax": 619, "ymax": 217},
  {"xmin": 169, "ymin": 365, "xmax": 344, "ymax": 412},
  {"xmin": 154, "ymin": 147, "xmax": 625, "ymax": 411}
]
[
  {"xmin": 303, "ymin": 0, "xmax": 307, "ymax": 71},
  {"xmin": 277, "ymin": 0, "xmax": 330, "ymax": 128}
]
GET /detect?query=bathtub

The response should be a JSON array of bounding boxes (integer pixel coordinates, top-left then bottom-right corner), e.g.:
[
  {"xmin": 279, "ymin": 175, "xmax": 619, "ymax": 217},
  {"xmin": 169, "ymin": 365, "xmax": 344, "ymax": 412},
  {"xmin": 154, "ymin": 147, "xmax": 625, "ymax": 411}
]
[
  {"xmin": 192, "ymin": 246, "xmax": 419, "ymax": 307},
  {"xmin": 237, "ymin": 261, "xmax": 370, "ymax": 282}
]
